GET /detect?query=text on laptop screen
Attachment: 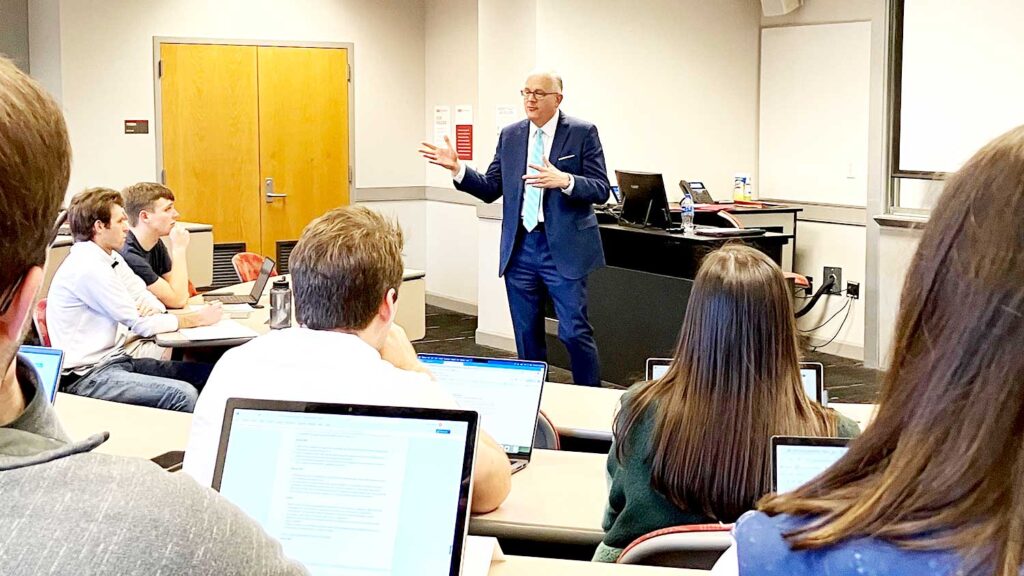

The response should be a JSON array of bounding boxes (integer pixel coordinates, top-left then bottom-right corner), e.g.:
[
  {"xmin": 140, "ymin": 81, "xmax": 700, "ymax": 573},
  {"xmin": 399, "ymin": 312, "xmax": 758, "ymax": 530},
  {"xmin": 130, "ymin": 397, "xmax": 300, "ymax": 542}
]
[
  {"xmin": 799, "ymin": 368, "xmax": 819, "ymax": 402},
  {"xmin": 419, "ymin": 355, "xmax": 544, "ymax": 457},
  {"xmin": 19, "ymin": 346, "xmax": 62, "ymax": 403},
  {"xmin": 218, "ymin": 409, "xmax": 470, "ymax": 576},
  {"xmin": 775, "ymin": 443, "xmax": 848, "ymax": 493}
]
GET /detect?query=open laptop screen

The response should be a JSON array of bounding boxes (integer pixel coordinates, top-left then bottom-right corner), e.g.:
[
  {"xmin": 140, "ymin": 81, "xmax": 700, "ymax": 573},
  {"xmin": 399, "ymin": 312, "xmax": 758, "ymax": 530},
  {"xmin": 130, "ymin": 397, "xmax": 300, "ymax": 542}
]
[
  {"xmin": 799, "ymin": 362, "xmax": 824, "ymax": 404},
  {"xmin": 418, "ymin": 354, "xmax": 546, "ymax": 459},
  {"xmin": 213, "ymin": 400, "xmax": 477, "ymax": 576},
  {"xmin": 772, "ymin": 436, "xmax": 849, "ymax": 493},
  {"xmin": 646, "ymin": 357, "xmax": 672, "ymax": 381},
  {"xmin": 19, "ymin": 345, "xmax": 63, "ymax": 403}
]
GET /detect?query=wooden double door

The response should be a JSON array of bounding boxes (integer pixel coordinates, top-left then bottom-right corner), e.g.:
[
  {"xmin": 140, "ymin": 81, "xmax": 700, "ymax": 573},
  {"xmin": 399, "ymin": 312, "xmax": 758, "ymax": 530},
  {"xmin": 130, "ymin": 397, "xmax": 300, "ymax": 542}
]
[{"xmin": 159, "ymin": 43, "xmax": 350, "ymax": 256}]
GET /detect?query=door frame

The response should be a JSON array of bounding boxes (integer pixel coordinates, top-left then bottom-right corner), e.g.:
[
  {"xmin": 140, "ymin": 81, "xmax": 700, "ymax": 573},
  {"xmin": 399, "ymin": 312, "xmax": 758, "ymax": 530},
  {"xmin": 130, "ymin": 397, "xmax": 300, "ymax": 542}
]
[{"xmin": 151, "ymin": 37, "xmax": 356, "ymax": 202}]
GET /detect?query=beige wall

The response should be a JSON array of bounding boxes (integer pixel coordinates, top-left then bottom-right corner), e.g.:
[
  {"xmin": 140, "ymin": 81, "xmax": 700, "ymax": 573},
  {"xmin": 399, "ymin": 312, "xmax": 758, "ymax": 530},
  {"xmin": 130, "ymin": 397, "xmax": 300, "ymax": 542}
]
[
  {"xmin": 1, "ymin": 0, "xmax": 30, "ymax": 71},
  {"xmin": 32, "ymin": 0, "xmax": 427, "ymax": 197}
]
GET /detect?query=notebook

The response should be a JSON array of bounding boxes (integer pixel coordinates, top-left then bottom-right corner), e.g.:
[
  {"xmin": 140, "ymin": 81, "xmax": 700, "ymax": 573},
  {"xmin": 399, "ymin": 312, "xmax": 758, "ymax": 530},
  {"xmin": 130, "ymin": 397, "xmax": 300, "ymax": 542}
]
[
  {"xmin": 212, "ymin": 399, "xmax": 478, "ymax": 576},
  {"xmin": 19, "ymin": 345, "xmax": 64, "ymax": 403},
  {"xmin": 418, "ymin": 354, "xmax": 546, "ymax": 474}
]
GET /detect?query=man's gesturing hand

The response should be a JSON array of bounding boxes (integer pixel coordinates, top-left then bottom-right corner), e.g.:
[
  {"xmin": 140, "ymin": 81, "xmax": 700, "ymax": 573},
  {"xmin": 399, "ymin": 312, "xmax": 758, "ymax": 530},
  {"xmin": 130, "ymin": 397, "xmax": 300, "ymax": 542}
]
[
  {"xmin": 523, "ymin": 157, "xmax": 571, "ymax": 190},
  {"xmin": 419, "ymin": 135, "xmax": 461, "ymax": 177}
]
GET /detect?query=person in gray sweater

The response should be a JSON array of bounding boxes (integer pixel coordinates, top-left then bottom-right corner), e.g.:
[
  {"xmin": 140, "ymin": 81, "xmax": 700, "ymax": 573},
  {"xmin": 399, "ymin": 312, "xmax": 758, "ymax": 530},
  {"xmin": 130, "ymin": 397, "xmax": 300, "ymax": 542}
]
[{"xmin": 0, "ymin": 54, "xmax": 307, "ymax": 576}]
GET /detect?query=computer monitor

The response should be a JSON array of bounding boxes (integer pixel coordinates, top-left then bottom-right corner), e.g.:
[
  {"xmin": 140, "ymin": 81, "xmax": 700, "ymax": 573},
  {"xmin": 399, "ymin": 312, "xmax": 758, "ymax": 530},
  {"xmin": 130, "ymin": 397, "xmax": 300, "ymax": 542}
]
[
  {"xmin": 772, "ymin": 436, "xmax": 850, "ymax": 493},
  {"xmin": 616, "ymin": 170, "xmax": 672, "ymax": 229},
  {"xmin": 799, "ymin": 362, "xmax": 825, "ymax": 404},
  {"xmin": 418, "ymin": 354, "xmax": 546, "ymax": 463},
  {"xmin": 212, "ymin": 399, "xmax": 477, "ymax": 576},
  {"xmin": 19, "ymin": 345, "xmax": 63, "ymax": 404}
]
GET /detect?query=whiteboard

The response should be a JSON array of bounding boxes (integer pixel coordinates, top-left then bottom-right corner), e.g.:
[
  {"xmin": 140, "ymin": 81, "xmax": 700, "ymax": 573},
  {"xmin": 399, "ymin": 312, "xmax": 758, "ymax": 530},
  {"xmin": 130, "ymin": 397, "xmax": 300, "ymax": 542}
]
[
  {"xmin": 898, "ymin": 0, "xmax": 1024, "ymax": 174},
  {"xmin": 759, "ymin": 22, "xmax": 871, "ymax": 206}
]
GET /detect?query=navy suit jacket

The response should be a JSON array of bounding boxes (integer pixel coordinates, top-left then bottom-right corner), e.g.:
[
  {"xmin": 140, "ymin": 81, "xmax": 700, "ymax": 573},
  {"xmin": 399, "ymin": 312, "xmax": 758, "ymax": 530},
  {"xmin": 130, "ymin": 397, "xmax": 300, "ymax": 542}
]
[{"xmin": 455, "ymin": 112, "xmax": 611, "ymax": 280}]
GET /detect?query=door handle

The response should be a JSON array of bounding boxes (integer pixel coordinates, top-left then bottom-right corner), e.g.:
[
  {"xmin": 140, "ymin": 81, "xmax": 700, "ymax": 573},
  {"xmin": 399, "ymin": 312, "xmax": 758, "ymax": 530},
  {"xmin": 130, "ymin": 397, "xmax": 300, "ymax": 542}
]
[{"xmin": 265, "ymin": 178, "xmax": 287, "ymax": 203}]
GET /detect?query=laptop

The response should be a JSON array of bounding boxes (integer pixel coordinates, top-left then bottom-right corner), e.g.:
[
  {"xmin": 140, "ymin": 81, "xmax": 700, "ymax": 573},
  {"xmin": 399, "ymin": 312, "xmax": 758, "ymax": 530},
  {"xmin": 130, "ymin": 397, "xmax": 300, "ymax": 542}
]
[
  {"xmin": 772, "ymin": 435, "xmax": 850, "ymax": 493},
  {"xmin": 645, "ymin": 357, "xmax": 672, "ymax": 381},
  {"xmin": 19, "ymin": 345, "xmax": 64, "ymax": 404},
  {"xmin": 418, "ymin": 354, "xmax": 546, "ymax": 474},
  {"xmin": 203, "ymin": 256, "xmax": 275, "ymax": 304},
  {"xmin": 212, "ymin": 399, "xmax": 477, "ymax": 576},
  {"xmin": 799, "ymin": 362, "xmax": 825, "ymax": 404}
]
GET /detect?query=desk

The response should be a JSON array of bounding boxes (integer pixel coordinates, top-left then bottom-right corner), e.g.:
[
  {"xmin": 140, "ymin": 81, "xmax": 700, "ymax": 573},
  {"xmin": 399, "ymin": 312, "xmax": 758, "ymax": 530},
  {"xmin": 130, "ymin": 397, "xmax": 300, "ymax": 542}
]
[
  {"xmin": 492, "ymin": 556, "xmax": 707, "ymax": 575},
  {"xmin": 156, "ymin": 269, "xmax": 426, "ymax": 347},
  {"xmin": 541, "ymin": 383, "xmax": 877, "ymax": 443},
  {"xmin": 471, "ymin": 449, "xmax": 607, "ymax": 546},
  {"xmin": 54, "ymin": 392, "xmax": 192, "ymax": 459}
]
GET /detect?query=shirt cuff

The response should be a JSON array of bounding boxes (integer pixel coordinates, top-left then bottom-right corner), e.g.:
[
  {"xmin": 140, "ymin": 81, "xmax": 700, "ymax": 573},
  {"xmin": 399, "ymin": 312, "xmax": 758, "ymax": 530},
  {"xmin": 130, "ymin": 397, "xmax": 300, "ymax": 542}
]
[
  {"xmin": 453, "ymin": 162, "xmax": 467, "ymax": 184},
  {"xmin": 561, "ymin": 174, "xmax": 575, "ymax": 194}
]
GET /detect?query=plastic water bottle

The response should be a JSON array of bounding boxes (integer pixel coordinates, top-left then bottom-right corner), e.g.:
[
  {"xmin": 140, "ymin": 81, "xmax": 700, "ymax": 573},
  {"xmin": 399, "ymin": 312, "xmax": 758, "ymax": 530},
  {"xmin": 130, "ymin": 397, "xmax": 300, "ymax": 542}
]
[
  {"xmin": 269, "ymin": 278, "xmax": 292, "ymax": 330},
  {"xmin": 681, "ymin": 193, "xmax": 695, "ymax": 234}
]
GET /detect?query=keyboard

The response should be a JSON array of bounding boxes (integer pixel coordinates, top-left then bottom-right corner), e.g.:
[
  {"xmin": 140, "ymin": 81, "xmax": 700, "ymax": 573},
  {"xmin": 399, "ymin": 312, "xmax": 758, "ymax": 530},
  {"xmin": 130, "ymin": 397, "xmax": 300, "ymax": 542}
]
[{"xmin": 203, "ymin": 294, "xmax": 253, "ymax": 304}]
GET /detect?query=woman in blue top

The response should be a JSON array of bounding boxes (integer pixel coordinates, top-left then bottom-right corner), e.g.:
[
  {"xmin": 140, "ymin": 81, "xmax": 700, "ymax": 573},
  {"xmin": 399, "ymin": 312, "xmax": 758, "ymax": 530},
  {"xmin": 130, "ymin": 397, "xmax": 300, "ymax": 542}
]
[{"xmin": 720, "ymin": 125, "xmax": 1024, "ymax": 575}]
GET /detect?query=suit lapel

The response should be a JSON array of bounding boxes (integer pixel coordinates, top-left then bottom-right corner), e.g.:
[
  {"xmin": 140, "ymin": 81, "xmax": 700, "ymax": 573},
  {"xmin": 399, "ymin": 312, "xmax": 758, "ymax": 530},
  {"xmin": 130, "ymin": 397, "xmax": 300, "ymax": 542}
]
[
  {"xmin": 547, "ymin": 111, "xmax": 570, "ymax": 166},
  {"xmin": 512, "ymin": 120, "xmax": 529, "ymax": 206}
]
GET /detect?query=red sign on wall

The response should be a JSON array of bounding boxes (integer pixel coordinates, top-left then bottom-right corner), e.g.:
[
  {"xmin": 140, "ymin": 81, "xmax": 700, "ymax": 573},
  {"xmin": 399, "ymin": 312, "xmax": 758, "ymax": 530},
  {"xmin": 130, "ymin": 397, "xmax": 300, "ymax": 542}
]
[{"xmin": 455, "ymin": 124, "xmax": 473, "ymax": 160}]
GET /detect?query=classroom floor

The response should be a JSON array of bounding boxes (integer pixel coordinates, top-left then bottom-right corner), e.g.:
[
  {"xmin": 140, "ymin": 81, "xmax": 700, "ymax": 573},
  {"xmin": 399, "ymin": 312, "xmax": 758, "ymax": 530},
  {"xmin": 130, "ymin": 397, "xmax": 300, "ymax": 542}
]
[{"xmin": 413, "ymin": 305, "xmax": 883, "ymax": 404}]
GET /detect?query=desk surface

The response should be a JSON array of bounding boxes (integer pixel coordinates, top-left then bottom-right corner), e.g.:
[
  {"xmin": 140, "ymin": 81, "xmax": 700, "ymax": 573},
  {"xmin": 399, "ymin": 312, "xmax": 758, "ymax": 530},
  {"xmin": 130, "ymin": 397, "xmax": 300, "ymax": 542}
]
[
  {"xmin": 493, "ymin": 556, "xmax": 707, "ymax": 575},
  {"xmin": 156, "ymin": 270, "xmax": 425, "ymax": 348},
  {"xmin": 600, "ymin": 222, "xmax": 792, "ymax": 243},
  {"xmin": 54, "ymin": 392, "xmax": 192, "ymax": 460},
  {"xmin": 471, "ymin": 449, "xmax": 607, "ymax": 546},
  {"xmin": 541, "ymin": 383, "xmax": 877, "ymax": 441}
]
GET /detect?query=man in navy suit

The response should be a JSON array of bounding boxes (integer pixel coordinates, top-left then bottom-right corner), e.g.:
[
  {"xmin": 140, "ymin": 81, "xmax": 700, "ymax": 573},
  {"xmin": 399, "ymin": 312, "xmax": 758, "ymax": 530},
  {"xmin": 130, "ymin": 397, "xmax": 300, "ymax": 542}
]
[{"xmin": 420, "ymin": 71, "xmax": 610, "ymax": 386}]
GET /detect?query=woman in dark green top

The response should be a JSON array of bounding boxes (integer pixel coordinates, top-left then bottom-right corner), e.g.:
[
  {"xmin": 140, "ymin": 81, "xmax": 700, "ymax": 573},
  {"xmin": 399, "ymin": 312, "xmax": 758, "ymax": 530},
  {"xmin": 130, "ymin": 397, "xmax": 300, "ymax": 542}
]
[{"xmin": 595, "ymin": 245, "xmax": 860, "ymax": 562}]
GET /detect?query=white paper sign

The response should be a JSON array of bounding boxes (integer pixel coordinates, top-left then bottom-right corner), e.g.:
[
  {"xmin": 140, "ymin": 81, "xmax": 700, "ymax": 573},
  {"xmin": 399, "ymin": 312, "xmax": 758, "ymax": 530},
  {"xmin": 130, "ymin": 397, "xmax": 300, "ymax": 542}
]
[
  {"xmin": 433, "ymin": 105, "xmax": 451, "ymax": 145},
  {"xmin": 496, "ymin": 105, "xmax": 518, "ymax": 134},
  {"xmin": 455, "ymin": 104, "xmax": 473, "ymax": 125}
]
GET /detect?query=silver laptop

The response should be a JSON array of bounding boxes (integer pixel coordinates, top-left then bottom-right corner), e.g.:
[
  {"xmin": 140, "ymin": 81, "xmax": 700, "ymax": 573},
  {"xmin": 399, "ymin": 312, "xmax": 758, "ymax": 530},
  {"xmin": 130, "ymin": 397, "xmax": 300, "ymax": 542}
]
[
  {"xmin": 419, "ymin": 354, "xmax": 546, "ymax": 474},
  {"xmin": 799, "ymin": 361, "xmax": 825, "ymax": 404},
  {"xmin": 203, "ymin": 256, "xmax": 275, "ymax": 304},
  {"xmin": 771, "ymin": 435, "xmax": 850, "ymax": 493},
  {"xmin": 645, "ymin": 357, "xmax": 672, "ymax": 381},
  {"xmin": 19, "ymin": 345, "xmax": 64, "ymax": 404},
  {"xmin": 212, "ymin": 399, "xmax": 477, "ymax": 576}
]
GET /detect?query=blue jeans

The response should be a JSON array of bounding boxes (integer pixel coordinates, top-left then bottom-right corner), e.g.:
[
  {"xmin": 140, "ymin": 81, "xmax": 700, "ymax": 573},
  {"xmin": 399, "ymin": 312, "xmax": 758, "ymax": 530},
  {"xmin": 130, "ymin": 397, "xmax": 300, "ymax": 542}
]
[{"xmin": 64, "ymin": 357, "xmax": 213, "ymax": 412}]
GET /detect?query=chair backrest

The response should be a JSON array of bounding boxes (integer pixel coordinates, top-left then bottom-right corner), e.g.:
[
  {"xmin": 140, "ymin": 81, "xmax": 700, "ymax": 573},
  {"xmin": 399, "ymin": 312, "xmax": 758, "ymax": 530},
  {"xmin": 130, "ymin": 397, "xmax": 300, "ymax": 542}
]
[
  {"xmin": 533, "ymin": 410, "xmax": 560, "ymax": 450},
  {"xmin": 34, "ymin": 299, "xmax": 50, "ymax": 347},
  {"xmin": 187, "ymin": 280, "xmax": 198, "ymax": 297},
  {"xmin": 231, "ymin": 252, "xmax": 277, "ymax": 283},
  {"xmin": 617, "ymin": 524, "xmax": 733, "ymax": 569}
]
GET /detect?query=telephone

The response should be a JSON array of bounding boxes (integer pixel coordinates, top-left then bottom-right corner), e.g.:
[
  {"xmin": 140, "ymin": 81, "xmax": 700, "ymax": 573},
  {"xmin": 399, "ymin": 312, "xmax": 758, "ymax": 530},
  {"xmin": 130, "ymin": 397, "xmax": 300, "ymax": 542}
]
[{"xmin": 679, "ymin": 180, "xmax": 715, "ymax": 204}]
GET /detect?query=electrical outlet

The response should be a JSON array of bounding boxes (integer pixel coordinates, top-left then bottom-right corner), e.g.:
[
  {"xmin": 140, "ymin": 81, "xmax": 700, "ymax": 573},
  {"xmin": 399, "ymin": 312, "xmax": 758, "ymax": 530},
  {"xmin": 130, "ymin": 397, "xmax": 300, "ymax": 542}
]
[
  {"xmin": 823, "ymin": 266, "xmax": 843, "ymax": 295},
  {"xmin": 846, "ymin": 281, "xmax": 860, "ymax": 299},
  {"xmin": 804, "ymin": 275, "xmax": 814, "ymax": 296}
]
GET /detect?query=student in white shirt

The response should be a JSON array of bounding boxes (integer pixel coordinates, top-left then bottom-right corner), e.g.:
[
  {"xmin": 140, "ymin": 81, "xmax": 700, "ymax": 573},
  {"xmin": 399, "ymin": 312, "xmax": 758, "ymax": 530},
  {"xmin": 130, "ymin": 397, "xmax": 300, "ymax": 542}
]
[
  {"xmin": 184, "ymin": 206, "xmax": 512, "ymax": 513},
  {"xmin": 48, "ymin": 188, "xmax": 222, "ymax": 411}
]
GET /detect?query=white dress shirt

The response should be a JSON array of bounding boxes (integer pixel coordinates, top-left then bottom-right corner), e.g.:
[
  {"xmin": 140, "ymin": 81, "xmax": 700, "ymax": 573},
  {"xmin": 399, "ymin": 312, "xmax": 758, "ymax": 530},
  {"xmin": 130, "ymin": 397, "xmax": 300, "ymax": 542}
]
[
  {"xmin": 182, "ymin": 327, "xmax": 458, "ymax": 487},
  {"xmin": 454, "ymin": 110, "xmax": 575, "ymax": 223},
  {"xmin": 47, "ymin": 241, "xmax": 176, "ymax": 371}
]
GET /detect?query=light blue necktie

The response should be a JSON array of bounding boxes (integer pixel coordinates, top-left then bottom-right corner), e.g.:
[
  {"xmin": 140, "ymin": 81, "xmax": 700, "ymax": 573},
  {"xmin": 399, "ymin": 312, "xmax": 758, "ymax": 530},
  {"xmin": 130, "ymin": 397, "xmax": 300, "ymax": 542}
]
[{"xmin": 522, "ymin": 128, "xmax": 545, "ymax": 231}]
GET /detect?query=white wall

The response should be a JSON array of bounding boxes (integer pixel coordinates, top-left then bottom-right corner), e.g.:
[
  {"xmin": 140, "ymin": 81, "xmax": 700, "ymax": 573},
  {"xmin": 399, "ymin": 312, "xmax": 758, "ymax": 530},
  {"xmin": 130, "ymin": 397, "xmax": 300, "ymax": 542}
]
[
  {"xmin": 33, "ymin": 0, "xmax": 426, "ymax": 196},
  {"xmin": 876, "ymin": 227, "xmax": 921, "ymax": 365},
  {"xmin": 357, "ymin": 200, "xmax": 427, "ymax": 272},
  {"xmin": 476, "ymin": 217, "xmax": 514, "ymax": 346},
  {"xmin": 27, "ymin": 0, "xmax": 62, "ymax": 102},
  {"xmin": 537, "ymin": 0, "xmax": 761, "ymax": 200},
  {"xmin": 425, "ymin": 201, "xmax": 478, "ymax": 305},
  {"xmin": 1, "ymin": 0, "xmax": 30, "ymax": 71},
  {"xmin": 793, "ymin": 222, "xmax": 865, "ymax": 358}
]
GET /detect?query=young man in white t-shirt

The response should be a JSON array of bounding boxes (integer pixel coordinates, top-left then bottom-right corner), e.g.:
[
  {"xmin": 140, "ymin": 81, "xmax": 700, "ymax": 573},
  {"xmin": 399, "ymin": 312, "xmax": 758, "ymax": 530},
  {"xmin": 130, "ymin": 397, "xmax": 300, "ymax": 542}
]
[{"xmin": 183, "ymin": 206, "xmax": 512, "ymax": 512}]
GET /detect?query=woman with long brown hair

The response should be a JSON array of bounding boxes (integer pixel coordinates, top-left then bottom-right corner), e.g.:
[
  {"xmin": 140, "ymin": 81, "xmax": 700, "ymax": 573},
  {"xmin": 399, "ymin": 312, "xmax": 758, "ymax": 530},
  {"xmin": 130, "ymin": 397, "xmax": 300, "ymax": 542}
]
[
  {"xmin": 720, "ymin": 126, "xmax": 1024, "ymax": 575},
  {"xmin": 595, "ymin": 244, "xmax": 858, "ymax": 562}
]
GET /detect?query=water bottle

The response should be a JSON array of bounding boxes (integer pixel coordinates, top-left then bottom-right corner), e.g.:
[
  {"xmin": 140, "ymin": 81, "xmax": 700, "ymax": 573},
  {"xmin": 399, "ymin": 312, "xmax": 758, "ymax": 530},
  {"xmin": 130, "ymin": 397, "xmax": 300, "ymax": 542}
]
[
  {"xmin": 269, "ymin": 278, "xmax": 292, "ymax": 330},
  {"xmin": 681, "ymin": 193, "xmax": 695, "ymax": 234}
]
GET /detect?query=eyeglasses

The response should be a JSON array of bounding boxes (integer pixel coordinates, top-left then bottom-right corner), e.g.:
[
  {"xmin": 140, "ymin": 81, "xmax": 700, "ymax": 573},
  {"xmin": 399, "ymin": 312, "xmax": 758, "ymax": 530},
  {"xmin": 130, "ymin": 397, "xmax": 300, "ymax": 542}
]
[
  {"xmin": 521, "ymin": 89, "xmax": 560, "ymax": 100},
  {"xmin": 0, "ymin": 209, "xmax": 67, "ymax": 315}
]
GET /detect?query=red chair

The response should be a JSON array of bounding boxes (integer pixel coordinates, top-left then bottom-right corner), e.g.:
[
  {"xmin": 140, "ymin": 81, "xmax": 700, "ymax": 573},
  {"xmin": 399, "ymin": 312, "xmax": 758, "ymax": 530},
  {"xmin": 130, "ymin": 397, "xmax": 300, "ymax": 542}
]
[
  {"xmin": 187, "ymin": 280, "xmax": 198, "ymax": 297},
  {"xmin": 34, "ymin": 299, "xmax": 50, "ymax": 347},
  {"xmin": 617, "ymin": 523, "xmax": 733, "ymax": 569},
  {"xmin": 231, "ymin": 252, "xmax": 277, "ymax": 283}
]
